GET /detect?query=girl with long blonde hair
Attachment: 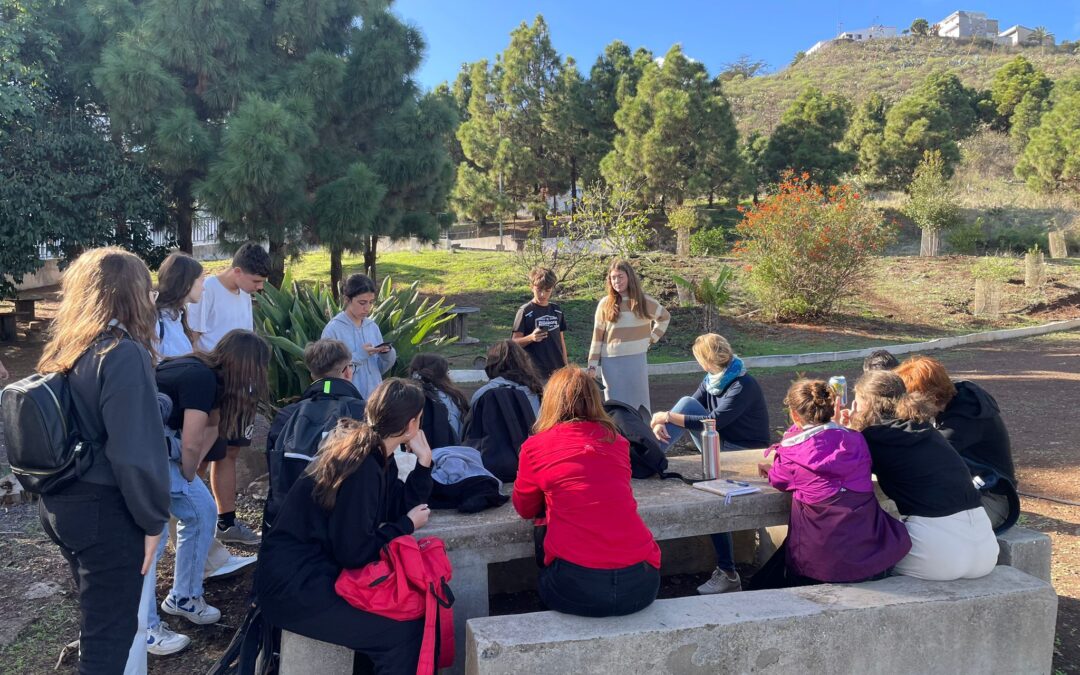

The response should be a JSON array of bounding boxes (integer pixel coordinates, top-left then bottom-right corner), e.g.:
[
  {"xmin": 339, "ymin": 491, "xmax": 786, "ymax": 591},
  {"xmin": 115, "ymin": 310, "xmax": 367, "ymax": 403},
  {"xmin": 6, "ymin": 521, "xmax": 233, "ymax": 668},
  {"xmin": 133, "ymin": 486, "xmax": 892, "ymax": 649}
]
[
  {"xmin": 513, "ymin": 367, "xmax": 661, "ymax": 617},
  {"xmin": 586, "ymin": 259, "xmax": 670, "ymax": 412},
  {"xmin": 256, "ymin": 378, "xmax": 434, "ymax": 671},
  {"xmin": 36, "ymin": 247, "xmax": 171, "ymax": 673}
]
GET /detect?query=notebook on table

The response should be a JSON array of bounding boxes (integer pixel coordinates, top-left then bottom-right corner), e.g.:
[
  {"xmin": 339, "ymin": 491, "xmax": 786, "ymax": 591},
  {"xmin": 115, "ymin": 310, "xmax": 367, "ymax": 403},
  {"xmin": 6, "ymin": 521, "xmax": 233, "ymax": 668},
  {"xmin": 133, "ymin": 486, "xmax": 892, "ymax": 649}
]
[{"xmin": 692, "ymin": 479, "xmax": 763, "ymax": 504}]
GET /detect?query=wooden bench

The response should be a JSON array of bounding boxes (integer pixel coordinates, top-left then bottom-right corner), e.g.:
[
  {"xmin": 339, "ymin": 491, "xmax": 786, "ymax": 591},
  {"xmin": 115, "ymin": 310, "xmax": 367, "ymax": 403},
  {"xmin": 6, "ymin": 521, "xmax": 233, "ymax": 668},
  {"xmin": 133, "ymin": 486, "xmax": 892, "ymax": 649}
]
[
  {"xmin": 444, "ymin": 306, "xmax": 480, "ymax": 345},
  {"xmin": 466, "ymin": 566, "xmax": 1057, "ymax": 674}
]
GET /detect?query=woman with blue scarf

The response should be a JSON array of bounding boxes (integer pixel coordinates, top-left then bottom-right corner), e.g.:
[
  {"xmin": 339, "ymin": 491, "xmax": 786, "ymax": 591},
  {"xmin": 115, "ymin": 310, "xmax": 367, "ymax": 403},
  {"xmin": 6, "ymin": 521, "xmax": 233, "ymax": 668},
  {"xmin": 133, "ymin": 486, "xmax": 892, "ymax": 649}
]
[{"xmin": 650, "ymin": 333, "xmax": 771, "ymax": 595}]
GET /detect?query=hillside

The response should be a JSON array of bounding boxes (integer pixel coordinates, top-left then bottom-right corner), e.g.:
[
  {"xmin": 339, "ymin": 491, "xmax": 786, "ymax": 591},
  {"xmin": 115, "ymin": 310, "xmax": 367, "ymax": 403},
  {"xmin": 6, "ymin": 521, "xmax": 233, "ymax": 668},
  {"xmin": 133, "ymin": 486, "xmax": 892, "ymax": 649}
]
[{"xmin": 724, "ymin": 37, "xmax": 1080, "ymax": 134}]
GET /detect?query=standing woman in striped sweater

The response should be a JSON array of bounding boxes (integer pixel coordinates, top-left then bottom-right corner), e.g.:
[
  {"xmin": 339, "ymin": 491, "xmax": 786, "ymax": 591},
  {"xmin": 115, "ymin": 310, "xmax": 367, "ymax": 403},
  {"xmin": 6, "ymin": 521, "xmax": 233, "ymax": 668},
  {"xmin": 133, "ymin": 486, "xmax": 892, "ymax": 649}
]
[{"xmin": 587, "ymin": 259, "xmax": 671, "ymax": 413}]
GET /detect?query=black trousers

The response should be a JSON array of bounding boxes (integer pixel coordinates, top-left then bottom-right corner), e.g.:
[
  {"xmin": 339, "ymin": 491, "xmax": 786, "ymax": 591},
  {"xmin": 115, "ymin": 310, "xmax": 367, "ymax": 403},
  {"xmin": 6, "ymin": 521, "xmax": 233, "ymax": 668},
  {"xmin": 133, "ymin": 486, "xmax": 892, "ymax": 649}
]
[
  {"xmin": 39, "ymin": 482, "xmax": 145, "ymax": 675},
  {"xmin": 539, "ymin": 558, "xmax": 659, "ymax": 618},
  {"xmin": 268, "ymin": 595, "xmax": 424, "ymax": 675}
]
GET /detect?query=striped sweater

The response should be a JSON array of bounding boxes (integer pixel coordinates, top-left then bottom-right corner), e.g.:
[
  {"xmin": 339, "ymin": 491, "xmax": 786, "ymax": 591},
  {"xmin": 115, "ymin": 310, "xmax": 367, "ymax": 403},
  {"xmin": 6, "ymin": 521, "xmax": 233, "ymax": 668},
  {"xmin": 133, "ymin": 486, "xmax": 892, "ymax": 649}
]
[{"xmin": 587, "ymin": 295, "xmax": 671, "ymax": 367}]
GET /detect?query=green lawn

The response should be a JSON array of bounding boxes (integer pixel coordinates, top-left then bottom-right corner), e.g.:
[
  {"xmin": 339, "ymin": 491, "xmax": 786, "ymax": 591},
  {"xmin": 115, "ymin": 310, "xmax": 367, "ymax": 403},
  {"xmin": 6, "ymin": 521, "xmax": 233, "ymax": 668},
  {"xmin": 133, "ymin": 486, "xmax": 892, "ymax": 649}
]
[{"xmin": 217, "ymin": 248, "xmax": 974, "ymax": 368}]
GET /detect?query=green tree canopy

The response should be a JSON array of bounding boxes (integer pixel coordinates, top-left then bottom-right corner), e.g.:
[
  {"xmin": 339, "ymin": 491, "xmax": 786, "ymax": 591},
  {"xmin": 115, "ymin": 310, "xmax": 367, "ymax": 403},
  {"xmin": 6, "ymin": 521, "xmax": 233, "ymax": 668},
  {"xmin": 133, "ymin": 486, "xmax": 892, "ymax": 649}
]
[
  {"xmin": 1016, "ymin": 77, "xmax": 1080, "ymax": 193},
  {"xmin": 1, "ymin": 0, "xmax": 168, "ymax": 298},
  {"xmin": 841, "ymin": 93, "xmax": 889, "ymax": 180},
  {"xmin": 873, "ymin": 71, "xmax": 978, "ymax": 186},
  {"xmin": 601, "ymin": 44, "xmax": 741, "ymax": 204},
  {"xmin": 989, "ymin": 56, "xmax": 1052, "ymax": 130},
  {"xmin": 762, "ymin": 86, "xmax": 853, "ymax": 186}
]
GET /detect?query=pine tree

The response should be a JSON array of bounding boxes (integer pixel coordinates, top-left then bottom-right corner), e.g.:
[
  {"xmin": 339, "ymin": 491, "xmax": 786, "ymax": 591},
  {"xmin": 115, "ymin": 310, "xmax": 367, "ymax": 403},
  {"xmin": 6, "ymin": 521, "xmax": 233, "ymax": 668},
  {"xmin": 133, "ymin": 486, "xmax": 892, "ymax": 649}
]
[
  {"xmin": 1016, "ymin": 77, "xmax": 1080, "ymax": 193},
  {"xmin": 761, "ymin": 86, "xmax": 853, "ymax": 186},
  {"xmin": 91, "ymin": 0, "xmax": 275, "ymax": 252},
  {"xmin": 842, "ymin": 93, "xmax": 889, "ymax": 179},
  {"xmin": 601, "ymin": 44, "xmax": 738, "ymax": 204},
  {"xmin": 989, "ymin": 56, "xmax": 1052, "ymax": 131}
]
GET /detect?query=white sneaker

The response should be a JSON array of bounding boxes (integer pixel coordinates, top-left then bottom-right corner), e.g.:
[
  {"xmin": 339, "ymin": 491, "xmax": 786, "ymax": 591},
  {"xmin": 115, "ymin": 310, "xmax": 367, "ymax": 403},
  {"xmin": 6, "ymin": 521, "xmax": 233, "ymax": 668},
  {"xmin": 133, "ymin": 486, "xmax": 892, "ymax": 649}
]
[
  {"xmin": 216, "ymin": 521, "xmax": 261, "ymax": 545},
  {"xmin": 146, "ymin": 622, "xmax": 191, "ymax": 656},
  {"xmin": 697, "ymin": 568, "xmax": 742, "ymax": 595},
  {"xmin": 205, "ymin": 553, "xmax": 258, "ymax": 580},
  {"xmin": 160, "ymin": 594, "xmax": 222, "ymax": 625}
]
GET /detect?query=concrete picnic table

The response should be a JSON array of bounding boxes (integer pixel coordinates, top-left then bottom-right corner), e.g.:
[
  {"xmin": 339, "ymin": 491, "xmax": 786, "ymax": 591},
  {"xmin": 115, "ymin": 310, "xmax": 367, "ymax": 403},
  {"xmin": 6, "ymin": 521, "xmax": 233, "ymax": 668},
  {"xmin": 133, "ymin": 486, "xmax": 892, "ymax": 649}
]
[{"xmin": 423, "ymin": 451, "xmax": 791, "ymax": 673}]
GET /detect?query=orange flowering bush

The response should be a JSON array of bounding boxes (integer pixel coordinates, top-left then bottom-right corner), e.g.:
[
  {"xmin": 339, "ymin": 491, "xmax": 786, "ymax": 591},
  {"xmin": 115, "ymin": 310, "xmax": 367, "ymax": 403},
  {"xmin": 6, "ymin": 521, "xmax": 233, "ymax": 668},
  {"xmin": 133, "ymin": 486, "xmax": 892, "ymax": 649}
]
[{"xmin": 735, "ymin": 171, "xmax": 894, "ymax": 321}]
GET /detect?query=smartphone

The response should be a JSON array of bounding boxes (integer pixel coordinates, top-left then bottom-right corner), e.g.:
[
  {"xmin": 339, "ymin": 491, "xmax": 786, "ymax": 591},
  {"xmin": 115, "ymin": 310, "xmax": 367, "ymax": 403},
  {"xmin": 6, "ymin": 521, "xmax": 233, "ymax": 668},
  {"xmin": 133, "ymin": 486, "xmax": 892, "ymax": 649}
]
[{"xmin": 375, "ymin": 341, "xmax": 391, "ymax": 349}]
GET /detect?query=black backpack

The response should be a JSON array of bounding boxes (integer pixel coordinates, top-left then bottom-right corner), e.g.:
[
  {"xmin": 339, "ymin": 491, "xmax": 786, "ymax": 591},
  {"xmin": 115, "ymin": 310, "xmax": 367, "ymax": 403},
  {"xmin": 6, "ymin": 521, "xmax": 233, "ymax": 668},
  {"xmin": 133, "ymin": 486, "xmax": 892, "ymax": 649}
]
[
  {"xmin": 264, "ymin": 394, "xmax": 364, "ymax": 531},
  {"xmin": 1, "ymin": 371, "xmax": 96, "ymax": 495},
  {"xmin": 604, "ymin": 399, "xmax": 691, "ymax": 483}
]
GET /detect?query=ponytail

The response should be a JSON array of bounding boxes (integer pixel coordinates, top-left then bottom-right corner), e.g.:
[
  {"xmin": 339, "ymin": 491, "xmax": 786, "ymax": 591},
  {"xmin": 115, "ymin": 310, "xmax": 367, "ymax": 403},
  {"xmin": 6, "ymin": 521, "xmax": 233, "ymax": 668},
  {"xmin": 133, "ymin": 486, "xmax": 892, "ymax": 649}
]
[
  {"xmin": 308, "ymin": 377, "xmax": 425, "ymax": 511},
  {"xmin": 783, "ymin": 379, "xmax": 834, "ymax": 425},
  {"xmin": 308, "ymin": 419, "xmax": 383, "ymax": 511}
]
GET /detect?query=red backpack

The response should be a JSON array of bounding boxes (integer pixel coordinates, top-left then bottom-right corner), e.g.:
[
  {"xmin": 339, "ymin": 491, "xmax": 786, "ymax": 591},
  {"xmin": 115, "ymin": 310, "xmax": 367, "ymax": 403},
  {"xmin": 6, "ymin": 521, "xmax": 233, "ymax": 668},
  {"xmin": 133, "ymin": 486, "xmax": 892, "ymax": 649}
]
[{"xmin": 335, "ymin": 536, "xmax": 455, "ymax": 675}]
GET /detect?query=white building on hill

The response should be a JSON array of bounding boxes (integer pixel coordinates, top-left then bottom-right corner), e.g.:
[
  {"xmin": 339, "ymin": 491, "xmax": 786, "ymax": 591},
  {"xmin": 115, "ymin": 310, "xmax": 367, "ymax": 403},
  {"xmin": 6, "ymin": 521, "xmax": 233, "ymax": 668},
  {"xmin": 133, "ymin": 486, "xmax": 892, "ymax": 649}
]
[
  {"xmin": 838, "ymin": 25, "xmax": 897, "ymax": 42},
  {"xmin": 806, "ymin": 24, "xmax": 897, "ymax": 55},
  {"xmin": 937, "ymin": 10, "xmax": 1000, "ymax": 39}
]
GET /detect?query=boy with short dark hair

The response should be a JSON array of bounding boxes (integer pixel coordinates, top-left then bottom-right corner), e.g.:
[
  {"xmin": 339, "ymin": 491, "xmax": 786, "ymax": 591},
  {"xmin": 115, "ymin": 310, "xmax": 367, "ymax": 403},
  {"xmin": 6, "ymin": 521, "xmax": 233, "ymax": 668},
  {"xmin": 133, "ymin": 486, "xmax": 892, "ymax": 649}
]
[
  {"xmin": 511, "ymin": 267, "xmax": 567, "ymax": 380},
  {"xmin": 263, "ymin": 339, "xmax": 366, "ymax": 532},
  {"xmin": 863, "ymin": 349, "xmax": 900, "ymax": 372},
  {"xmin": 186, "ymin": 242, "xmax": 271, "ymax": 545}
]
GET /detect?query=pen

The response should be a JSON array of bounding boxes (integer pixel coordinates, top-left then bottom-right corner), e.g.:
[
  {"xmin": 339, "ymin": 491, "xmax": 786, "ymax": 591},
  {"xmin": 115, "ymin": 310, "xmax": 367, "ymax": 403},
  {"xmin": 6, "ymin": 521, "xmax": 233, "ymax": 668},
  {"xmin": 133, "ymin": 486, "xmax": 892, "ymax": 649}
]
[{"xmin": 725, "ymin": 479, "xmax": 751, "ymax": 487}]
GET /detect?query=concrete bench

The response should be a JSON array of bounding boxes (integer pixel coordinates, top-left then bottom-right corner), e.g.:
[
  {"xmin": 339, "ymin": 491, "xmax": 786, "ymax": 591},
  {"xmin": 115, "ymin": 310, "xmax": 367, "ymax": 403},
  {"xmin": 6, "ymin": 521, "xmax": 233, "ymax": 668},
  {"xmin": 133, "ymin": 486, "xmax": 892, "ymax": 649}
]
[{"xmin": 466, "ymin": 565, "xmax": 1057, "ymax": 675}]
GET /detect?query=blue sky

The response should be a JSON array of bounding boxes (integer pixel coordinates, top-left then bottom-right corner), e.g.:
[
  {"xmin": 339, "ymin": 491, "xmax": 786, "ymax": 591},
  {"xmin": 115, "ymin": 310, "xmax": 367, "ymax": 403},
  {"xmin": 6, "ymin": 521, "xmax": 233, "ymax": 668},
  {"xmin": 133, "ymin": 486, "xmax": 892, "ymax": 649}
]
[{"xmin": 393, "ymin": 1, "xmax": 1080, "ymax": 90}]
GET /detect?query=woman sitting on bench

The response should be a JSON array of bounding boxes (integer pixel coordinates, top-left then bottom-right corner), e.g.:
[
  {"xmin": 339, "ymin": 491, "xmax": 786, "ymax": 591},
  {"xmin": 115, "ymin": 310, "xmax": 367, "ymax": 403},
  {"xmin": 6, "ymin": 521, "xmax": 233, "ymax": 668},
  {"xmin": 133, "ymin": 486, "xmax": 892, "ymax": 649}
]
[
  {"xmin": 256, "ymin": 379, "xmax": 433, "ymax": 673},
  {"xmin": 513, "ymin": 367, "xmax": 661, "ymax": 618},
  {"xmin": 843, "ymin": 370, "xmax": 998, "ymax": 581}
]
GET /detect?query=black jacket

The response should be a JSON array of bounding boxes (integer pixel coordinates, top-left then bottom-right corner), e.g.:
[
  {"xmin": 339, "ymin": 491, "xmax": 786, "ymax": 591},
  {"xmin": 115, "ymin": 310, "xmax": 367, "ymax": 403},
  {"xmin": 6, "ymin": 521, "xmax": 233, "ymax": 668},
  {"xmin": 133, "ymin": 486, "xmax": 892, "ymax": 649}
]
[
  {"xmin": 937, "ymin": 381, "xmax": 1015, "ymax": 484},
  {"xmin": 266, "ymin": 378, "xmax": 366, "ymax": 453},
  {"xmin": 420, "ymin": 389, "xmax": 456, "ymax": 449},
  {"xmin": 463, "ymin": 385, "xmax": 536, "ymax": 482},
  {"xmin": 68, "ymin": 335, "xmax": 170, "ymax": 536},
  {"xmin": 256, "ymin": 450, "xmax": 432, "ymax": 617},
  {"xmin": 862, "ymin": 418, "xmax": 982, "ymax": 518}
]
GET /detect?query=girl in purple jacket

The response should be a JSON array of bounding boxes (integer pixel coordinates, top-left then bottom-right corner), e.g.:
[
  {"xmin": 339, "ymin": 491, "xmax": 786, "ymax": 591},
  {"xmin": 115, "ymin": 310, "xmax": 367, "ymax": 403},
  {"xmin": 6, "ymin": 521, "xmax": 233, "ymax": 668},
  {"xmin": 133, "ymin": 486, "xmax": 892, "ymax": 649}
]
[{"xmin": 750, "ymin": 380, "xmax": 910, "ymax": 589}]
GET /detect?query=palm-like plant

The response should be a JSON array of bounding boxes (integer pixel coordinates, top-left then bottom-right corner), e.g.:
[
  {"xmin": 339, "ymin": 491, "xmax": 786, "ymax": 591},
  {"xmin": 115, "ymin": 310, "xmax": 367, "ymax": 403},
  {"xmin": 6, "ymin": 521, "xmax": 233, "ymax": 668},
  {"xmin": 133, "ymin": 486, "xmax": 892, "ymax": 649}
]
[
  {"xmin": 255, "ymin": 271, "xmax": 456, "ymax": 409},
  {"xmin": 672, "ymin": 266, "xmax": 735, "ymax": 333}
]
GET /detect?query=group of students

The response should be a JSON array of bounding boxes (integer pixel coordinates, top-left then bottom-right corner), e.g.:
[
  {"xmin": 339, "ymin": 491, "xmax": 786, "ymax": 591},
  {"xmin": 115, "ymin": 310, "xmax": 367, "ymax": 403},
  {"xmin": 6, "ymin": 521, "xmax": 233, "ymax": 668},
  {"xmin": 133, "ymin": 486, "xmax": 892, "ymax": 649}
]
[{"xmin": 23, "ymin": 244, "xmax": 1018, "ymax": 674}]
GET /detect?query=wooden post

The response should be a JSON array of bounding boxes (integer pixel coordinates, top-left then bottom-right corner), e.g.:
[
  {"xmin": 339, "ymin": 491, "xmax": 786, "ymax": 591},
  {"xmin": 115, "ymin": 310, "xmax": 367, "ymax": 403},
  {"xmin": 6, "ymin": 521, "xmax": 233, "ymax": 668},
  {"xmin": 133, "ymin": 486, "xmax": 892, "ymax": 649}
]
[
  {"xmin": 1024, "ymin": 251, "xmax": 1045, "ymax": 287},
  {"xmin": 920, "ymin": 228, "xmax": 940, "ymax": 257},
  {"xmin": 1048, "ymin": 231, "xmax": 1068, "ymax": 259},
  {"xmin": 974, "ymin": 279, "xmax": 1002, "ymax": 316}
]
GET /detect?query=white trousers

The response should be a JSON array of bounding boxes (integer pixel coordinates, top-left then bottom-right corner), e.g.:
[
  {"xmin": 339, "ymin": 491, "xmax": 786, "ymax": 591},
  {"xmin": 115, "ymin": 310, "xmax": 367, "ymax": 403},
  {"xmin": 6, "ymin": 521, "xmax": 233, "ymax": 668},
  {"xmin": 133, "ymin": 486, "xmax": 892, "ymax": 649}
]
[{"xmin": 894, "ymin": 506, "xmax": 999, "ymax": 581}]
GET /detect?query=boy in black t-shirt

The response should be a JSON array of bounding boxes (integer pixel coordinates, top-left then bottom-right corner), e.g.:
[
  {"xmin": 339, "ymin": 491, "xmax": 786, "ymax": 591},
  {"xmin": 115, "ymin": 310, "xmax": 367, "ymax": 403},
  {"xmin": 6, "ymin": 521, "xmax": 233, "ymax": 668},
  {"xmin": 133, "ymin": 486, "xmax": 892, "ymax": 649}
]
[{"xmin": 511, "ymin": 267, "xmax": 568, "ymax": 380}]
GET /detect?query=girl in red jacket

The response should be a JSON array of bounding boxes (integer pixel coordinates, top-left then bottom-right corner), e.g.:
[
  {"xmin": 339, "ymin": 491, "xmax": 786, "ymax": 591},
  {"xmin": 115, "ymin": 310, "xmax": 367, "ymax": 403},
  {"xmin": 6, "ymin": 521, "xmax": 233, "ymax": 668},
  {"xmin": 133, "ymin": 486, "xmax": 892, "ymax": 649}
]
[{"xmin": 513, "ymin": 367, "xmax": 661, "ymax": 617}]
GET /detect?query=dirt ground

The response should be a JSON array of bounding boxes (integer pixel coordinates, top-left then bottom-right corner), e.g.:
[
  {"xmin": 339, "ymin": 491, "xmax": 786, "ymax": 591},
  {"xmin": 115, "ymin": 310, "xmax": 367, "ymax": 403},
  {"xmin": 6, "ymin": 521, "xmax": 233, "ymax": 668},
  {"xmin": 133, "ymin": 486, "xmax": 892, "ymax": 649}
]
[{"xmin": 1, "ymin": 295, "xmax": 1078, "ymax": 673}]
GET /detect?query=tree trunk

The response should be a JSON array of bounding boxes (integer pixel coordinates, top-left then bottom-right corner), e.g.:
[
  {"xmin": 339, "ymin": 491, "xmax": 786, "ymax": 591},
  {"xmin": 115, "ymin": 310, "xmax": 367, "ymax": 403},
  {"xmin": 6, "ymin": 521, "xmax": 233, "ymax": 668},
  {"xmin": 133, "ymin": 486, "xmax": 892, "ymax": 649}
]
[
  {"xmin": 267, "ymin": 237, "xmax": 286, "ymax": 288},
  {"xmin": 330, "ymin": 245, "xmax": 344, "ymax": 300},
  {"xmin": 364, "ymin": 235, "xmax": 378, "ymax": 284},
  {"xmin": 708, "ymin": 190, "xmax": 715, "ymax": 207},
  {"xmin": 569, "ymin": 157, "xmax": 578, "ymax": 216},
  {"xmin": 175, "ymin": 179, "xmax": 194, "ymax": 254}
]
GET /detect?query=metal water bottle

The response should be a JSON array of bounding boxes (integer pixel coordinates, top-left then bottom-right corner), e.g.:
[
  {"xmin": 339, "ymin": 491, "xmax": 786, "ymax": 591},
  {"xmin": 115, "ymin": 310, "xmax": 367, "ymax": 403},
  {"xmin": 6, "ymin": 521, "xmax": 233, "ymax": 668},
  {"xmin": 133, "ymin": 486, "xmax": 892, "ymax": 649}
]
[{"xmin": 701, "ymin": 418, "xmax": 721, "ymax": 480}]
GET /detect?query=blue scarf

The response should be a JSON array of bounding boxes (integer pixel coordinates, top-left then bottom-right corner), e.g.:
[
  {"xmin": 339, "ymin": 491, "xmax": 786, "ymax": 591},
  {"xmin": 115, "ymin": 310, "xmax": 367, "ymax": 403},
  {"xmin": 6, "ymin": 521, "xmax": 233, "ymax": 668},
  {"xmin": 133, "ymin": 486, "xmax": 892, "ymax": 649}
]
[{"xmin": 704, "ymin": 356, "xmax": 746, "ymax": 396}]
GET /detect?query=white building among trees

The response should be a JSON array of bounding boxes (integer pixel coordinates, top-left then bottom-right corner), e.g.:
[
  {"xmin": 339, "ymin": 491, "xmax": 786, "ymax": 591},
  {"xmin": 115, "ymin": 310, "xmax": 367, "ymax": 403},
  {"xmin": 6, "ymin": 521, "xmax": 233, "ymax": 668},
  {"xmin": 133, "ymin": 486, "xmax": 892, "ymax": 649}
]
[{"xmin": 936, "ymin": 10, "xmax": 1000, "ymax": 39}]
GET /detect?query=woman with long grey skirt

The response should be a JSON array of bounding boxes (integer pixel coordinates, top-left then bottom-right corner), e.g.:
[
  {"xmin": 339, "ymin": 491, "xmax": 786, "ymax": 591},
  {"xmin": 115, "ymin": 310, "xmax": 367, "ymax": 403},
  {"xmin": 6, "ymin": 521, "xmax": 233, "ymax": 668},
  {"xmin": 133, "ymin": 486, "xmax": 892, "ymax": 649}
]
[{"xmin": 587, "ymin": 259, "xmax": 670, "ymax": 414}]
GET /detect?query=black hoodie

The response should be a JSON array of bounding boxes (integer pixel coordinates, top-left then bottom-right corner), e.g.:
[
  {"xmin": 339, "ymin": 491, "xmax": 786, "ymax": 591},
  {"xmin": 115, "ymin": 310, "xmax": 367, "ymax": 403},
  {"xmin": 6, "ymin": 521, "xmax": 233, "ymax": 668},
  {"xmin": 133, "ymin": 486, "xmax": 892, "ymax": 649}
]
[
  {"xmin": 861, "ymin": 418, "xmax": 982, "ymax": 518},
  {"xmin": 936, "ymin": 381, "xmax": 1015, "ymax": 484}
]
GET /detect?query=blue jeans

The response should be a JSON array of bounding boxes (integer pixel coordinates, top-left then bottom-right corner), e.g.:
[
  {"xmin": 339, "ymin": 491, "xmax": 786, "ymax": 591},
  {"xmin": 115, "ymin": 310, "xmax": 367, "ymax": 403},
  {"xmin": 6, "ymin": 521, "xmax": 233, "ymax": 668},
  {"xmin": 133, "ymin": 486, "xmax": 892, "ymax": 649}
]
[
  {"xmin": 148, "ymin": 463, "xmax": 216, "ymax": 624},
  {"xmin": 659, "ymin": 396, "xmax": 739, "ymax": 572}
]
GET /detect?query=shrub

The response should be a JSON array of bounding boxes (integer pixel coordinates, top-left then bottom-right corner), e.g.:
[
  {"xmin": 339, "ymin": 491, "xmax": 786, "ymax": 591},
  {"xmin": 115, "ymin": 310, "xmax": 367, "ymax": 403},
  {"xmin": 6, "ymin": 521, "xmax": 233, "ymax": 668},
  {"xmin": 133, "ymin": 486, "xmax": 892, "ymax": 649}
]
[
  {"xmin": 690, "ymin": 226, "xmax": 730, "ymax": 256},
  {"xmin": 970, "ymin": 255, "xmax": 1018, "ymax": 282},
  {"xmin": 255, "ymin": 272, "xmax": 456, "ymax": 408},
  {"xmin": 672, "ymin": 267, "xmax": 734, "ymax": 332},
  {"xmin": 735, "ymin": 171, "xmax": 894, "ymax": 321}
]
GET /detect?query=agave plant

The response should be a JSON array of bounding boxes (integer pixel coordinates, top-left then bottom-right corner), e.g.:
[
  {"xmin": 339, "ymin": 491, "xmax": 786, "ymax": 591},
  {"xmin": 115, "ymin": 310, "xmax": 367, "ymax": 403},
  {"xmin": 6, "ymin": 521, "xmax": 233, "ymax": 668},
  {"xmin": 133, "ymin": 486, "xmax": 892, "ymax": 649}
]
[{"xmin": 255, "ymin": 270, "xmax": 457, "ymax": 409}]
